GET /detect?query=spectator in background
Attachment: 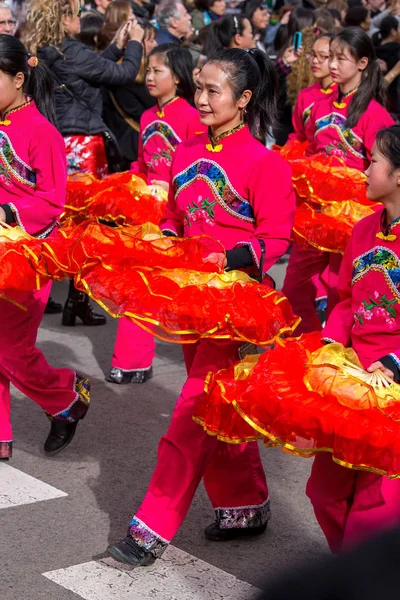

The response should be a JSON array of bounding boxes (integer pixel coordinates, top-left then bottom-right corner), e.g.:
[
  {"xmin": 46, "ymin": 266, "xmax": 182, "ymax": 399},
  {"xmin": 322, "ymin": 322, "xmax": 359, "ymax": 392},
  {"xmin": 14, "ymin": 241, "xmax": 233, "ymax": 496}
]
[
  {"xmin": 274, "ymin": 6, "xmax": 316, "ymax": 52},
  {"xmin": 0, "ymin": 1, "xmax": 17, "ymax": 34},
  {"xmin": 91, "ymin": 0, "xmax": 112, "ymax": 19},
  {"xmin": 76, "ymin": 11, "xmax": 104, "ymax": 49},
  {"xmin": 374, "ymin": 15, "xmax": 400, "ymax": 111},
  {"xmin": 155, "ymin": 1, "xmax": 192, "ymax": 44},
  {"xmin": 366, "ymin": 0, "xmax": 386, "ymax": 18},
  {"xmin": 344, "ymin": 6, "xmax": 371, "ymax": 29},
  {"xmin": 191, "ymin": 0, "xmax": 226, "ymax": 33},
  {"xmin": 131, "ymin": 0, "xmax": 153, "ymax": 20},
  {"xmin": 314, "ymin": 7, "xmax": 337, "ymax": 32},
  {"xmin": 370, "ymin": 0, "xmax": 400, "ymax": 36},
  {"xmin": 203, "ymin": 14, "xmax": 254, "ymax": 54},
  {"xmin": 327, "ymin": 0, "xmax": 347, "ymax": 23},
  {"xmin": 97, "ymin": 0, "xmax": 133, "ymax": 50},
  {"xmin": 241, "ymin": 0, "xmax": 270, "ymax": 51},
  {"xmin": 103, "ymin": 21, "xmax": 157, "ymax": 169}
]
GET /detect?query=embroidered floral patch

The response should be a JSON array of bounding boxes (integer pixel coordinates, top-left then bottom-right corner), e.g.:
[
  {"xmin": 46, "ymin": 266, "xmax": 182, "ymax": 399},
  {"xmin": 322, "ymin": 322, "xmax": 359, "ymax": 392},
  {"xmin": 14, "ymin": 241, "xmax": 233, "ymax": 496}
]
[
  {"xmin": 354, "ymin": 291, "xmax": 397, "ymax": 329},
  {"xmin": 185, "ymin": 195, "xmax": 216, "ymax": 227},
  {"xmin": 325, "ymin": 141, "xmax": 348, "ymax": 160},
  {"xmin": 147, "ymin": 148, "xmax": 172, "ymax": 170}
]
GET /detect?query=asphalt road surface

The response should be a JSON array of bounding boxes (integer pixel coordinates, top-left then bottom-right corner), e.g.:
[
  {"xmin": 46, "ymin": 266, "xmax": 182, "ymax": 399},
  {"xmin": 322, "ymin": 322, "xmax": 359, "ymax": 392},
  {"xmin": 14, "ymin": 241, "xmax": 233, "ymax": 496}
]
[{"xmin": 1, "ymin": 263, "xmax": 328, "ymax": 600}]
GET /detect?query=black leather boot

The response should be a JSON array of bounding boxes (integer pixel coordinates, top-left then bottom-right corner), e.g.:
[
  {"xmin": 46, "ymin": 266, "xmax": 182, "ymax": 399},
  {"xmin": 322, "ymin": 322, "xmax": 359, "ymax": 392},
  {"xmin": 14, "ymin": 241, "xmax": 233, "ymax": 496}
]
[
  {"xmin": 106, "ymin": 366, "xmax": 153, "ymax": 384},
  {"xmin": 62, "ymin": 281, "xmax": 107, "ymax": 326},
  {"xmin": 45, "ymin": 297, "xmax": 62, "ymax": 314},
  {"xmin": 107, "ymin": 536, "xmax": 156, "ymax": 567},
  {"xmin": 204, "ymin": 521, "xmax": 267, "ymax": 541},
  {"xmin": 44, "ymin": 420, "xmax": 79, "ymax": 455}
]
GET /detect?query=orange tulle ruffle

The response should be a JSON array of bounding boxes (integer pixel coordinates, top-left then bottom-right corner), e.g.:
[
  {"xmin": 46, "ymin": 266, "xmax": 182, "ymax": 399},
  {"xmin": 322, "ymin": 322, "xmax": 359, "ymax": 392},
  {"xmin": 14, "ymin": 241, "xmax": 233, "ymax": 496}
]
[
  {"xmin": 64, "ymin": 172, "xmax": 167, "ymax": 226},
  {"xmin": 195, "ymin": 334, "xmax": 400, "ymax": 478},
  {"xmin": 0, "ymin": 219, "xmax": 299, "ymax": 345},
  {"xmin": 293, "ymin": 201, "xmax": 377, "ymax": 254},
  {"xmin": 277, "ymin": 140, "xmax": 370, "ymax": 206}
]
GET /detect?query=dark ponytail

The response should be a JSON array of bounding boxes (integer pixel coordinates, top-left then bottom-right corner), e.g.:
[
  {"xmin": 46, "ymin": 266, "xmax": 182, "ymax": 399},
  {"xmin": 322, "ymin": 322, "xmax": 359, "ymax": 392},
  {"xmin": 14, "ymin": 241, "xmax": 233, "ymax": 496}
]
[
  {"xmin": 208, "ymin": 48, "xmax": 278, "ymax": 142},
  {"xmin": 203, "ymin": 15, "xmax": 250, "ymax": 56},
  {"xmin": 333, "ymin": 28, "xmax": 386, "ymax": 130},
  {"xmin": 0, "ymin": 34, "xmax": 56, "ymax": 126},
  {"xmin": 375, "ymin": 125, "xmax": 400, "ymax": 172}
]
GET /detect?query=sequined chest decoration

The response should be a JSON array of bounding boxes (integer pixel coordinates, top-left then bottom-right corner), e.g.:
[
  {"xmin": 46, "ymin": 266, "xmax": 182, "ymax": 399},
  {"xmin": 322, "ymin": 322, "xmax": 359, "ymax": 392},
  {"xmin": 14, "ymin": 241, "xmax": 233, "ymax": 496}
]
[
  {"xmin": 315, "ymin": 112, "xmax": 366, "ymax": 160},
  {"xmin": 173, "ymin": 159, "xmax": 255, "ymax": 223},
  {"xmin": 142, "ymin": 120, "xmax": 182, "ymax": 152},
  {"xmin": 352, "ymin": 246, "xmax": 400, "ymax": 300},
  {"xmin": 0, "ymin": 131, "xmax": 36, "ymax": 188}
]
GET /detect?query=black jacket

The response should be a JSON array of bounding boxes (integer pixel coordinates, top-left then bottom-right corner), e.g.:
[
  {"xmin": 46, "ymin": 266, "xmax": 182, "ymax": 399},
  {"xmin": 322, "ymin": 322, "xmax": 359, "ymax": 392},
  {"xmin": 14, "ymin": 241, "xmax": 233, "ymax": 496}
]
[
  {"xmin": 39, "ymin": 38, "xmax": 143, "ymax": 136},
  {"xmin": 103, "ymin": 81, "xmax": 155, "ymax": 168}
]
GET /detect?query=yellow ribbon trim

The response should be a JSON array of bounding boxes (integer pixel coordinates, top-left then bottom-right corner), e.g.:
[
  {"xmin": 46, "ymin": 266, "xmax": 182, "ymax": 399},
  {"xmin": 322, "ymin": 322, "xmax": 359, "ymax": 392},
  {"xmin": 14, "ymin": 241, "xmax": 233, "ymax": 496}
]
[
  {"xmin": 206, "ymin": 143, "xmax": 223, "ymax": 153},
  {"xmin": 376, "ymin": 232, "xmax": 397, "ymax": 241}
]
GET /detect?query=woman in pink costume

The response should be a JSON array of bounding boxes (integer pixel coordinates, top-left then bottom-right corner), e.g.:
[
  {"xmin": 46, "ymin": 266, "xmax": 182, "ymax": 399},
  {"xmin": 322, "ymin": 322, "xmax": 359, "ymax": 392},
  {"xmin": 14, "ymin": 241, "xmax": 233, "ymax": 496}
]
[
  {"xmin": 282, "ymin": 28, "xmax": 393, "ymax": 334},
  {"xmin": 285, "ymin": 33, "xmax": 337, "ymax": 332},
  {"xmin": 307, "ymin": 125, "xmax": 400, "ymax": 553},
  {"xmin": 0, "ymin": 36, "xmax": 90, "ymax": 461},
  {"xmin": 107, "ymin": 48, "xmax": 295, "ymax": 567},
  {"xmin": 108, "ymin": 45, "xmax": 205, "ymax": 385}
]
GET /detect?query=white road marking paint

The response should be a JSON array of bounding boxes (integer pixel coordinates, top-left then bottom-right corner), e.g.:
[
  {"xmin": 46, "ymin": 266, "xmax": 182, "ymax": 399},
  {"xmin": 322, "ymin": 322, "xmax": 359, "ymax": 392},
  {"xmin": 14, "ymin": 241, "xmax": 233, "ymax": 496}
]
[
  {"xmin": 0, "ymin": 463, "xmax": 67, "ymax": 509},
  {"xmin": 43, "ymin": 546, "xmax": 261, "ymax": 599}
]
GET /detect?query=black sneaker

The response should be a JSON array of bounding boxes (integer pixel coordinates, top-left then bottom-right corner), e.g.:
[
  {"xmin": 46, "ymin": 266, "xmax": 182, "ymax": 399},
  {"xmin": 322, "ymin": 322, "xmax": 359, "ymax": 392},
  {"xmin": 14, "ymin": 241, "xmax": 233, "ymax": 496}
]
[
  {"xmin": 44, "ymin": 421, "xmax": 79, "ymax": 456},
  {"xmin": 107, "ymin": 536, "xmax": 156, "ymax": 567},
  {"xmin": 106, "ymin": 366, "xmax": 153, "ymax": 384},
  {"xmin": 204, "ymin": 521, "xmax": 267, "ymax": 541}
]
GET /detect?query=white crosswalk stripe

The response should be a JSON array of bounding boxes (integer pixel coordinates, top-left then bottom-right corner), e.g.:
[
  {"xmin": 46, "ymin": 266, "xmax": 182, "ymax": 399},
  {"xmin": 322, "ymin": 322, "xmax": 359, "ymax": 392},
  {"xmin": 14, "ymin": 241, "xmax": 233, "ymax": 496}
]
[
  {"xmin": 0, "ymin": 462, "xmax": 67, "ymax": 509},
  {"xmin": 43, "ymin": 546, "xmax": 261, "ymax": 600}
]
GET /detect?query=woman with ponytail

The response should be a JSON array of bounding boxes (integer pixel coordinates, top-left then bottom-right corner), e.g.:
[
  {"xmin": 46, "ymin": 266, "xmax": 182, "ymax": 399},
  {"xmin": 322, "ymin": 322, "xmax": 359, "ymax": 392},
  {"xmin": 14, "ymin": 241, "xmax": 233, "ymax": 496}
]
[
  {"xmin": 106, "ymin": 48, "xmax": 295, "ymax": 568},
  {"xmin": 282, "ymin": 28, "xmax": 394, "ymax": 335},
  {"xmin": 203, "ymin": 14, "xmax": 254, "ymax": 56},
  {"xmin": 0, "ymin": 35, "xmax": 90, "ymax": 460}
]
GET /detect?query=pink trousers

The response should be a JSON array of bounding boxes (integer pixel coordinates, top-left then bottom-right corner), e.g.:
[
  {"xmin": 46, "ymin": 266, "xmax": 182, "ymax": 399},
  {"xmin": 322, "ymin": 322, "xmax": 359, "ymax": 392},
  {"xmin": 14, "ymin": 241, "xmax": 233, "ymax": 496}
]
[
  {"xmin": 0, "ymin": 281, "xmax": 88, "ymax": 458},
  {"xmin": 130, "ymin": 338, "xmax": 270, "ymax": 552},
  {"xmin": 307, "ymin": 454, "xmax": 400, "ymax": 553},
  {"xmin": 111, "ymin": 317, "xmax": 155, "ymax": 370},
  {"xmin": 282, "ymin": 243, "xmax": 341, "ymax": 334}
]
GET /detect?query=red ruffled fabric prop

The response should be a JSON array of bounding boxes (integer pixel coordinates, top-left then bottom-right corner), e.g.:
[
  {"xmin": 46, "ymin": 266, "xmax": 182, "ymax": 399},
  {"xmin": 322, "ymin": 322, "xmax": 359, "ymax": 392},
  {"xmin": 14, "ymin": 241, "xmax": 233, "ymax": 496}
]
[
  {"xmin": 275, "ymin": 140, "xmax": 378, "ymax": 253},
  {"xmin": 77, "ymin": 263, "xmax": 299, "ymax": 344},
  {"xmin": 195, "ymin": 333, "xmax": 400, "ymax": 478},
  {"xmin": 0, "ymin": 219, "xmax": 299, "ymax": 345},
  {"xmin": 64, "ymin": 172, "xmax": 167, "ymax": 226},
  {"xmin": 293, "ymin": 201, "xmax": 377, "ymax": 254}
]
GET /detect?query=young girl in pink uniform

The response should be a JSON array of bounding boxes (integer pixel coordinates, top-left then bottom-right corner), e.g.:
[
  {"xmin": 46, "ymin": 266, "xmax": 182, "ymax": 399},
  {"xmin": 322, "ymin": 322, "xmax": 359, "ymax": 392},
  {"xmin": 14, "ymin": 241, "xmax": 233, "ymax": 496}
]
[
  {"xmin": 283, "ymin": 28, "xmax": 393, "ymax": 334},
  {"xmin": 290, "ymin": 34, "xmax": 336, "ymax": 144},
  {"xmin": 307, "ymin": 124, "xmax": 400, "ymax": 553},
  {"xmin": 285, "ymin": 33, "xmax": 336, "ymax": 332},
  {"xmin": 108, "ymin": 45, "xmax": 205, "ymax": 385},
  {"xmin": 107, "ymin": 48, "xmax": 295, "ymax": 566},
  {"xmin": 0, "ymin": 36, "xmax": 90, "ymax": 460}
]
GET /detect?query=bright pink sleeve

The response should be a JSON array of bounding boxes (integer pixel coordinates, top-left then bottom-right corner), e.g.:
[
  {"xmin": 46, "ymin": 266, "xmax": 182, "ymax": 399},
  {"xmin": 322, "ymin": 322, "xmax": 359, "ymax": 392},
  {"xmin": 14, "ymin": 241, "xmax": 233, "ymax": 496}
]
[
  {"xmin": 363, "ymin": 105, "xmax": 394, "ymax": 161},
  {"xmin": 236, "ymin": 151, "xmax": 295, "ymax": 271},
  {"xmin": 322, "ymin": 234, "xmax": 354, "ymax": 345},
  {"xmin": 289, "ymin": 96, "xmax": 307, "ymax": 143},
  {"xmin": 304, "ymin": 104, "xmax": 318, "ymax": 155},
  {"xmin": 159, "ymin": 149, "xmax": 183, "ymax": 237},
  {"xmin": 8, "ymin": 127, "xmax": 67, "ymax": 236},
  {"xmin": 130, "ymin": 121, "xmax": 148, "ymax": 176}
]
